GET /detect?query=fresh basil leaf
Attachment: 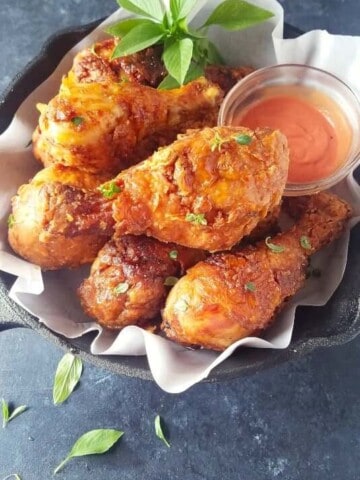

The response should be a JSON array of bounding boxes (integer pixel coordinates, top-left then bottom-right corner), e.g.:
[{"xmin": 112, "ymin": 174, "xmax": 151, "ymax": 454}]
[
  {"xmin": 105, "ymin": 18, "xmax": 153, "ymax": 37},
  {"xmin": 2, "ymin": 399, "xmax": 27, "ymax": 428},
  {"xmin": 117, "ymin": 0, "xmax": 164, "ymax": 22},
  {"xmin": 205, "ymin": 40, "xmax": 224, "ymax": 65},
  {"xmin": 2, "ymin": 475, "xmax": 22, "ymax": 480},
  {"xmin": 157, "ymin": 63, "xmax": 204, "ymax": 90},
  {"xmin": 54, "ymin": 429, "xmax": 124, "ymax": 474},
  {"xmin": 170, "ymin": 0, "xmax": 198, "ymax": 20},
  {"xmin": 8, "ymin": 405, "xmax": 27, "ymax": 423},
  {"xmin": 163, "ymin": 38, "xmax": 194, "ymax": 85},
  {"xmin": 155, "ymin": 415, "xmax": 170, "ymax": 448},
  {"xmin": 2, "ymin": 399, "xmax": 9, "ymax": 428},
  {"xmin": 203, "ymin": 0, "xmax": 274, "ymax": 31},
  {"xmin": 112, "ymin": 23, "xmax": 165, "ymax": 58},
  {"xmin": 53, "ymin": 353, "xmax": 83, "ymax": 405}
]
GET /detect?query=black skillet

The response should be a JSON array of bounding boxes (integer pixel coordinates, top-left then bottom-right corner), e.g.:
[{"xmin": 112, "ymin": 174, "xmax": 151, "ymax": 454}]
[{"xmin": 0, "ymin": 21, "xmax": 359, "ymax": 381}]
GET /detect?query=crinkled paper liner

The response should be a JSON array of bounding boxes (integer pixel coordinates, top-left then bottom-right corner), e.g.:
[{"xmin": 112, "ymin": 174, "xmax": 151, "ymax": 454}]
[{"xmin": 0, "ymin": 0, "xmax": 359, "ymax": 393}]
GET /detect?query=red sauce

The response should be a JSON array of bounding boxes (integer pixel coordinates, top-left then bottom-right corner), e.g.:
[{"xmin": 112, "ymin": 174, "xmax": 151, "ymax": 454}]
[{"xmin": 235, "ymin": 87, "xmax": 352, "ymax": 183}]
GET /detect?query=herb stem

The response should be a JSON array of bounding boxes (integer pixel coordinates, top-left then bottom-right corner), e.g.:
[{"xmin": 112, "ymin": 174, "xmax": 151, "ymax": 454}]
[{"xmin": 53, "ymin": 457, "xmax": 70, "ymax": 475}]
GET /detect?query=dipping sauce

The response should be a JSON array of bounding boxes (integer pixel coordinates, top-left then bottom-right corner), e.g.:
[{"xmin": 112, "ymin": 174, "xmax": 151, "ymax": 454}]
[{"xmin": 235, "ymin": 85, "xmax": 353, "ymax": 183}]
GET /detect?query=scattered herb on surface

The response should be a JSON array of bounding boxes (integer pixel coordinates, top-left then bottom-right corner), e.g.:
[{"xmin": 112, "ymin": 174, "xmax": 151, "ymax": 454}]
[
  {"xmin": 185, "ymin": 212, "xmax": 207, "ymax": 225},
  {"xmin": 107, "ymin": 0, "xmax": 274, "ymax": 88},
  {"xmin": 164, "ymin": 276, "xmax": 179, "ymax": 286},
  {"xmin": 53, "ymin": 429, "xmax": 124, "ymax": 474},
  {"xmin": 265, "ymin": 236, "xmax": 285, "ymax": 253},
  {"xmin": 169, "ymin": 250, "xmax": 178, "ymax": 260},
  {"xmin": 1, "ymin": 475, "xmax": 22, "ymax": 480},
  {"xmin": 210, "ymin": 132, "xmax": 229, "ymax": 152},
  {"xmin": 7, "ymin": 214, "xmax": 15, "ymax": 228},
  {"xmin": 154, "ymin": 415, "xmax": 170, "ymax": 448},
  {"xmin": 53, "ymin": 353, "xmax": 83, "ymax": 405},
  {"xmin": 98, "ymin": 182, "xmax": 122, "ymax": 198},
  {"xmin": 71, "ymin": 116, "xmax": 84, "ymax": 126},
  {"xmin": 300, "ymin": 235, "xmax": 312, "ymax": 250},
  {"xmin": 1, "ymin": 399, "xmax": 27, "ymax": 428},
  {"xmin": 114, "ymin": 282, "xmax": 130, "ymax": 294},
  {"xmin": 244, "ymin": 282, "xmax": 256, "ymax": 292},
  {"xmin": 235, "ymin": 134, "xmax": 252, "ymax": 145}
]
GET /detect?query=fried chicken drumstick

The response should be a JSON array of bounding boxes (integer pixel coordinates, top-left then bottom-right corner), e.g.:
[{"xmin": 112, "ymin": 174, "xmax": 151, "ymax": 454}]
[
  {"xmin": 78, "ymin": 235, "xmax": 206, "ymax": 330},
  {"xmin": 161, "ymin": 192, "xmax": 352, "ymax": 351},
  {"xmin": 112, "ymin": 126, "xmax": 289, "ymax": 251},
  {"xmin": 8, "ymin": 165, "xmax": 114, "ymax": 269}
]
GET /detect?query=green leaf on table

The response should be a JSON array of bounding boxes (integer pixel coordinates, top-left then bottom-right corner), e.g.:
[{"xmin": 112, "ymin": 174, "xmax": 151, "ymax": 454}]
[
  {"xmin": 105, "ymin": 18, "xmax": 153, "ymax": 37},
  {"xmin": 157, "ymin": 63, "xmax": 204, "ymax": 90},
  {"xmin": 54, "ymin": 429, "xmax": 124, "ymax": 474},
  {"xmin": 203, "ymin": 0, "xmax": 274, "ymax": 31},
  {"xmin": 2, "ymin": 399, "xmax": 27, "ymax": 428},
  {"xmin": 117, "ymin": 0, "xmax": 164, "ymax": 22},
  {"xmin": 53, "ymin": 353, "xmax": 83, "ymax": 405},
  {"xmin": 1, "ymin": 475, "xmax": 22, "ymax": 480},
  {"xmin": 112, "ymin": 23, "xmax": 165, "ymax": 58},
  {"xmin": 163, "ymin": 38, "xmax": 193, "ymax": 86},
  {"xmin": 155, "ymin": 415, "xmax": 170, "ymax": 448}
]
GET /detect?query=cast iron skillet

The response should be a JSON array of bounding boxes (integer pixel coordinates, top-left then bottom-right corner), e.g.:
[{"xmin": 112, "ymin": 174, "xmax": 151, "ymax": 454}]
[{"xmin": 0, "ymin": 21, "xmax": 359, "ymax": 382}]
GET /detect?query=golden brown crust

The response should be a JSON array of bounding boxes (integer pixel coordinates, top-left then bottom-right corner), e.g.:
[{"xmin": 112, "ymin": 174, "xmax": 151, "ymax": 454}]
[
  {"xmin": 78, "ymin": 235, "xmax": 206, "ymax": 329},
  {"xmin": 112, "ymin": 126, "xmax": 289, "ymax": 251},
  {"xmin": 8, "ymin": 166, "xmax": 114, "ymax": 270},
  {"xmin": 161, "ymin": 192, "xmax": 352, "ymax": 351}
]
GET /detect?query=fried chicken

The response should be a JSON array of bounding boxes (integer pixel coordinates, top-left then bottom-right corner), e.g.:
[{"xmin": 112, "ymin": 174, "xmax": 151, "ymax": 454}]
[
  {"xmin": 33, "ymin": 75, "xmax": 223, "ymax": 174},
  {"xmin": 161, "ymin": 192, "xmax": 352, "ymax": 351},
  {"xmin": 112, "ymin": 126, "xmax": 289, "ymax": 251},
  {"xmin": 78, "ymin": 235, "xmax": 206, "ymax": 330},
  {"xmin": 8, "ymin": 165, "xmax": 114, "ymax": 270}
]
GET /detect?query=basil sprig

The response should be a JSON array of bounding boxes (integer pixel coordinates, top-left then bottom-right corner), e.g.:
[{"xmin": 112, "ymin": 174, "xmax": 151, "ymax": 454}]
[
  {"xmin": 107, "ymin": 0, "xmax": 274, "ymax": 87},
  {"xmin": 155, "ymin": 415, "xmax": 170, "ymax": 448},
  {"xmin": 2, "ymin": 399, "xmax": 27, "ymax": 428},
  {"xmin": 53, "ymin": 429, "xmax": 124, "ymax": 474},
  {"xmin": 53, "ymin": 353, "xmax": 83, "ymax": 405}
]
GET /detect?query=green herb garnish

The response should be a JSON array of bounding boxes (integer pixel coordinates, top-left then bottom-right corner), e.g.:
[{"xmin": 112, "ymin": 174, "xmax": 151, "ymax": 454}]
[
  {"xmin": 176, "ymin": 298, "xmax": 189, "ymax": 312},
  {"xmin": 2, "ymin": 399, "xmax": 27, "ymax": 428},
  {"xmin": 98, "ymin": 182, "xmax": 122, "ymax": 198},
  {"xmin": 169, "ymin": 250, "xmax": 178, "ymax": 260},
  {"xmin": 53, "ymin": 429, "xmax": 124, "ymax": 474},
  {"xmin": 71, "ymin": 116, "xmax": 84, "ymax": 126},
  {"xmin": 108, "ymin": 0, "xmax": 274, "ymax": 88},
  {"xmin": 7, "ymin": 214, "xmax": 15, "ymax": 228},
  {"xmin": 114, "ymin": 282, "xmax": 130, "ymax": 294},
  {"xmin": 210, "ymin": 132, "xmax": 228, "ymax": 152},
  {"xmin": 235, "ymin": 134, "xmax": 252, "ymax": 145},
  {"xmin": 1, "ymin": 475, "xmax": 22, "ymax": 480},
  {"xmin": 300, "ymin": 235, "xmax": 312, "ymax": 250},
  {"xmin": 185, "ymin": 212, "xmax": 207, "ymax": 225},
  {"xmin": 244, "ymin": 282, "xmax": 256, "ymax": 292},
  {"xmin": 53, "ymin": 353, "xmax": 83, "ymax": 405},
  {"xmin": 154, "ymin": 415, "xmax": 170, "ymax": 448},
  {"xmin": 164, "ymin": 276, "xmax": 179, "ymax": 286},
  {"xmin": 265, "ymin": 236, "xmax": 285, "ymax": 253}
]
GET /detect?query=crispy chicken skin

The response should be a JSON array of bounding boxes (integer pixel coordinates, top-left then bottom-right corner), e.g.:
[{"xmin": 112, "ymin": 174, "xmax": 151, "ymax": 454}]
[
  {"xmin": 8, "ymin": 165, "xmax": 113, "ymax": 270},
  {"xmin": 78, "ymin": 235, "xmax": 206, "ymax": 330},
  {"xmin": 33, "ymin": 75, "xmax": 223, "ymax": 174},
  {"xmin": 161, "ymin": 192, "xmax": 352, "ymax": 351},
  {"xmin": 112, "ymin": 126, "xmax": 289, "ymax": 251}
]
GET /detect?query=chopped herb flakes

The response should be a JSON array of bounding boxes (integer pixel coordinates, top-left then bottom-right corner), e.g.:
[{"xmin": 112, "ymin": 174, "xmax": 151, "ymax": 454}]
[
  {"xmin": 185, "ymin": 213, "xmax": 207, "ymax": 226},
  {"xmin": 235, "ymin": 134, "xmax": 252, "ymax": 145},
  {"xmin": 176, "ymin": 298, "xmax": 189, "ymax": 313},
  {"xmin": 265, "ymin": 236, "xmax": 285, "ymax": 253},
  {"xmin": 164, "ymin": 276, "xmax": 179, "ymax": 287},
  {"xmin": 300, "ymin": 235, "xmax": 312, "ymax": 250},
  {"xmin": 169, "ymin": 250, "xmax": 178, "ymax": 260},
  {"xmin": 244, "ymin": 282, "xmax": 256, "ymax": 292},
  {"xmin": 114, "ymin": 283, "xmax": 129, "ymax": 295},
  {"xmin": 71, "ymin": 116, "xmax": 84, "ymax": 126},
  {"xmin": 98, "ymin": 182, "xmax": 122, "ymax": 198},
  {"xmin": 7, "ymin": 214, "xmax": 15, "ymax": 228}
]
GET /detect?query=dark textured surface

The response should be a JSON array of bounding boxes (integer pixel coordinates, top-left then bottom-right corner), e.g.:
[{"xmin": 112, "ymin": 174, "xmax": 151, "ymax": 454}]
[{"xmin": 0, "ymin": 1, "xmax": 360, "ymax": 479}]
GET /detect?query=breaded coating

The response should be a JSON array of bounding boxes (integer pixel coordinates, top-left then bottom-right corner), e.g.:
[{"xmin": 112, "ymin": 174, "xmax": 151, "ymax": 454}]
[
  {"xmin": 161, "ymin": 192, "xmax": 352, "ymax": 351},
  {"xmin": 112, "ymin": 126, "xmax": 289, "ymax": 251},
  {"xmin": 8, "ymin": 165, "xmax": 113, "ymax": 270},
  {"xmin": 33, "ymin": 75, "xmax": 223, "ymax": 174},
  {"xmin": 78, "ymin": 235, "xmax": 206, "ymax": 330}
]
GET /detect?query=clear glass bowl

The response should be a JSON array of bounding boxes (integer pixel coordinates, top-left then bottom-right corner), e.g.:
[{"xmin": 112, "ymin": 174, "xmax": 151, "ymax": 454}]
[{"xmin": 218, "ymin": 64, "xmax": 360, "ymax": 196}]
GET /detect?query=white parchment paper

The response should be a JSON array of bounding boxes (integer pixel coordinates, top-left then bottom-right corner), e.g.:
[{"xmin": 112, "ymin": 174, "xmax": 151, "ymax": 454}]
[{"xmin": 0, "ymin": 0, "xmax": 360, "ymax": 393}]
